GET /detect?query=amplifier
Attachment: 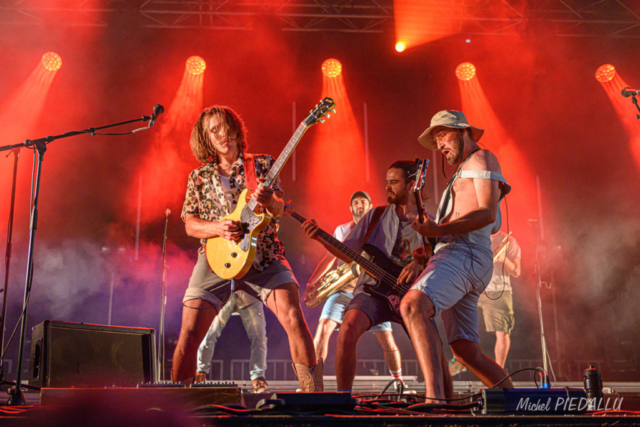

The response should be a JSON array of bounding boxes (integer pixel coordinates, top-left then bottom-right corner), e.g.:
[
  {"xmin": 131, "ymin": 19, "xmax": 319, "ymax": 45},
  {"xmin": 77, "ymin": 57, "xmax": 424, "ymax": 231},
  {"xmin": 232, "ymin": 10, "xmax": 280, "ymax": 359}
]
[{"xmin": 29, "ymin": 320, "xmax": 156, "ymax": 388}]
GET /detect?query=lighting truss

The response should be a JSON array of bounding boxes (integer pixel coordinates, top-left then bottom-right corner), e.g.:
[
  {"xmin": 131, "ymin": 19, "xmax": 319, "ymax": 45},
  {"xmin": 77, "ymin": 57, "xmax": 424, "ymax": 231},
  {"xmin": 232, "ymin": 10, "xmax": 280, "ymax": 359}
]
[{"xmin": 1, "ymin": 0, "xmax": 640, "ymax": 38}]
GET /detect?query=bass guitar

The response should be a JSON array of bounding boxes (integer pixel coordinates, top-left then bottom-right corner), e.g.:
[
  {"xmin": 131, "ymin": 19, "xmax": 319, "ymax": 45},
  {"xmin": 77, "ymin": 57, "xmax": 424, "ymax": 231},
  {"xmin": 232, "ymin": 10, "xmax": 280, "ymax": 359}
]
[
  {"xmin": 285, "ymin": 206, "xmax": 408, "ymax": 321},
  {"xmin": 206, "ymin": 98, "xmax": 336, "ymax": 279},
  {"xmin": 286, "ymin": 159, "xmax": 431, "ymax": 320}
]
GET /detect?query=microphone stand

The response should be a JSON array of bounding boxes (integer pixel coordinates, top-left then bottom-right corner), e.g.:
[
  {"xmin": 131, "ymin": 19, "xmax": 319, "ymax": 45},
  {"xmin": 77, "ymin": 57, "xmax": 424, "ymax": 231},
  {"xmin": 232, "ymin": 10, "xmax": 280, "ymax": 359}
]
[
  {"xmin": 631, "ymin": 95, "xmax": 640, "ymax": 120},
  {"xmin": 532, "ymin": 225, "xmax": 550, "ymax": 386},
  {"xmin": 0, "ymin": 111, "xmax": 158, "ymax": 406},
  {"xmin": 0, "ymin": 149, "xmax": 20, "ymax": 383},
  {"xmin": 158, "ymin": 211, "xmax": 170, "ymax": 381}
]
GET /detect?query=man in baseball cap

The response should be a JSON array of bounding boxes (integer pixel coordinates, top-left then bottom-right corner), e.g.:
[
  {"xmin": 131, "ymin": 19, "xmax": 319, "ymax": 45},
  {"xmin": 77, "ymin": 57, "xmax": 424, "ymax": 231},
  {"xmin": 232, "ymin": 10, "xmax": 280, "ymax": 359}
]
[{"xmin": 400, "ymin": 110, "xmax": 513, "ymax": 402}]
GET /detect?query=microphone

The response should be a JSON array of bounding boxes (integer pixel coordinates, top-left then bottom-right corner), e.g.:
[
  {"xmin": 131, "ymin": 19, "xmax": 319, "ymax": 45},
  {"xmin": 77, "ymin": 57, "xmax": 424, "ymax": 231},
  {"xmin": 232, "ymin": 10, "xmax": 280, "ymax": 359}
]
[
  {"xmin": 164, "ymin": 209, "xmax": 171, "ymax": 217},
  {"xmin": 149, "ymin": 104, "xmax": 165, "ymax": 127},
  {"xmin": 621, "ymin": 87, "xmax": 640, "ymax": 98}
]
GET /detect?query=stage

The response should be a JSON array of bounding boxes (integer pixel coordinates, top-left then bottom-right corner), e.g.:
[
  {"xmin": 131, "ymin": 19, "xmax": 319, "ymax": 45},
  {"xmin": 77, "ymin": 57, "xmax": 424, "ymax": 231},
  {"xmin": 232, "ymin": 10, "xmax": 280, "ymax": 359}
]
[
  {"xmin": 2, "ymin": 379, "xmax": 640, "ymax": 426},
  {"xmin": 2, "ymin": 1, "xmax": 640, "ymax": 426}
]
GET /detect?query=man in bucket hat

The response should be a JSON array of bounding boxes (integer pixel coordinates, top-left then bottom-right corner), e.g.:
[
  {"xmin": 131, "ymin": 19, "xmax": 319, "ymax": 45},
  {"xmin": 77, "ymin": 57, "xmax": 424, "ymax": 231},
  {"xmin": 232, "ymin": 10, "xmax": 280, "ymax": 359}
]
[{"xmin": 400, "ymin": 110, "xmax": 513, "ymax": 401}]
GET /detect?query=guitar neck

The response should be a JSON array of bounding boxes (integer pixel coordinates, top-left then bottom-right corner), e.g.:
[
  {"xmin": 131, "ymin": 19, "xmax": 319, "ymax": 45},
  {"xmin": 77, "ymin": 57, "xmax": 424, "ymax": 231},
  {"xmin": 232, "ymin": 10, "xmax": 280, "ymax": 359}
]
[
  {"xmin": 414, "ymin": 191, "xmax": 425, "ymax": 223},
  {"xmin": 288, "ymin": 210, "xmax": 388, "ymax": 280},
  {"xmin": 248, "ymin": 123, "xmax": 308, "ymax": 210}
]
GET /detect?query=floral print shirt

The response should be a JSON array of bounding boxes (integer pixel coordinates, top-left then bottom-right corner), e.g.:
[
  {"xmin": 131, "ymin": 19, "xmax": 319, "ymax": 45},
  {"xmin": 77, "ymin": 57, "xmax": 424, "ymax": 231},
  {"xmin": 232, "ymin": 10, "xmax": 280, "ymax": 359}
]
[{"xmin": 181, "ymin": 153, "xmax": 286, "ymax": 271}]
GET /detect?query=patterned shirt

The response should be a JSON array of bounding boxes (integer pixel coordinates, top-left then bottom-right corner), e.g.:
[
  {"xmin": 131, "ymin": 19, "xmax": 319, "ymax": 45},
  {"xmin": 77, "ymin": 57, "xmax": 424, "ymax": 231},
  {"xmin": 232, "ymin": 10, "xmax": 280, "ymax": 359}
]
[{"xmin": 181, "ymin": 153, "xmax": 286, "ymax": 271}]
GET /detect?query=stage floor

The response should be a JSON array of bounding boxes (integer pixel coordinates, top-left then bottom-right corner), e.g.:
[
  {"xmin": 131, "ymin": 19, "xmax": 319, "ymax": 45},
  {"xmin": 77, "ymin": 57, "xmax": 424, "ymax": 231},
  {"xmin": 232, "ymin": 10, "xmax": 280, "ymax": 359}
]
[{"xmin": 2, "ymin": 379, "xmax": 640, "ymax": 427}]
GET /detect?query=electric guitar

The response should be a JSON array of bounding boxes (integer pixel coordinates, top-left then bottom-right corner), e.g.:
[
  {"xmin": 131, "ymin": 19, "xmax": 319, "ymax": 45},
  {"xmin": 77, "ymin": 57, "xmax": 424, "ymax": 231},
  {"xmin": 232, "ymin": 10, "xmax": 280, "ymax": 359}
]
[
  {"xmin": 285, "ymin": 178, "xmax": 429, "ymax": 323},
  {"xmin": 206, "ymin": 98, "xmax": 336, "ymax": 279},
  {"xmin": 411, "ymin": 158, "xmax": 435, "ymax": 262}
]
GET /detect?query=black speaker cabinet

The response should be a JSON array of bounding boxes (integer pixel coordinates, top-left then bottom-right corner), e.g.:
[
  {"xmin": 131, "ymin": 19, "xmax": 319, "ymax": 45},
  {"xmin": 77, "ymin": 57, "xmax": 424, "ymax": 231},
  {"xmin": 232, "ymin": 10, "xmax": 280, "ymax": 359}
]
[{"xmin": 29, "ymin": 320, "xmax": 156, "ymax": 388}]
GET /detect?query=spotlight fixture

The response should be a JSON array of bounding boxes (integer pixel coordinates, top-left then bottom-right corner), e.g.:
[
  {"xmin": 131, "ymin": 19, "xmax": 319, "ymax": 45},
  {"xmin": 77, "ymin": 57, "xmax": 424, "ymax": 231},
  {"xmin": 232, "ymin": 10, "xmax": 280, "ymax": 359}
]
[
  {"xmin": 41, "ymin": 52, "xmax": 62, "ymax": 71},
  {"xmin": 321, "ymin": 59, "xmax": 342, "ymax": 78},
  {"xmin": 595, "ymin": 64, "xmax": 616, "ymax": 83},
  {"xmin": 455, "ymin": 62, "xmax": 476, "ymax": 81},
  {"xmin": 395, "ymin": 42, "xmax": 406, "ymax": 52},
  {"xmin": 186, "ymin": 56, "xmax": 206, "ymax": 76}
]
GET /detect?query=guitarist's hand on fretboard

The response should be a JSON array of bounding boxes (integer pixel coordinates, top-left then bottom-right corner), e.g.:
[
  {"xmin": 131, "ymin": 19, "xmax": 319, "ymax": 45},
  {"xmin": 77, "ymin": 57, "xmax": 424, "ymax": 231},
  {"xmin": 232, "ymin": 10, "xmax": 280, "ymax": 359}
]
[
  {"xmin": 411, "ymin": 215, "xmax": 440, "ymax": 237},
  {"xmin": 300, "ymin": 218, "xmax": 321, "ymax": 241}
]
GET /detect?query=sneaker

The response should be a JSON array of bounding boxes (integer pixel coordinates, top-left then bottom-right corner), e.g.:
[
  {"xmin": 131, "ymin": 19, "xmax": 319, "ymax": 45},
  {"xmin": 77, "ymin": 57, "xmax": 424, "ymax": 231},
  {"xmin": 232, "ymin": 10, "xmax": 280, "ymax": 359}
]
[
  {"xmin": 394, "ymin": 380, "xmax": 417, "ymax": 395},
  {"xmin": 195, "ymin": 372, "xmax": 207, "ymax": 383},
  {"xmin": 252, "ymin": 377, "xmax": 269, "ymax": 393},
  {"xmin": 448, "ymin": 358, "xmax": 467, "ymax": 377}
]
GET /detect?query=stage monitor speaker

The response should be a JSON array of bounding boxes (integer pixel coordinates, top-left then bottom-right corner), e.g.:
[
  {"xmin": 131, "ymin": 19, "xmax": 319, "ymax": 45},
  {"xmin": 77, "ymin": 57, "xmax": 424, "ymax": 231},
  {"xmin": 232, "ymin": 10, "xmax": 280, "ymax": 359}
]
[{"xmin": 29, "ymin": 320, "xmax": 155, "ymax": 388}]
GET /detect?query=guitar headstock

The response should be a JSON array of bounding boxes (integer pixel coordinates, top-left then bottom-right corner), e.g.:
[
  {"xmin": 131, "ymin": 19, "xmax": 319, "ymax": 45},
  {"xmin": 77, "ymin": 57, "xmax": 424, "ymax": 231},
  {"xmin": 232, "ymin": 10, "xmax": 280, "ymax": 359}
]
[
  {"xmin": 413, "ymin": 158, "xmax": 430, "ymax": 193},
  {"xmin": 303, "ymin": 97, "xmax": 336, "ymax": 126}
]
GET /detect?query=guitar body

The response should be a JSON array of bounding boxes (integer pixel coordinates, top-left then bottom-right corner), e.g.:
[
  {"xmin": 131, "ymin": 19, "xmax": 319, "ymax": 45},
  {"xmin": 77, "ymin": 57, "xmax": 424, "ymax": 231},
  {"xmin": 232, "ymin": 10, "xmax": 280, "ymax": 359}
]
[
  {"xmin": 205, "ymin": 189, "xmax": 271, "ymax": 279},
  {"xmin": 203, "ymin": 97, "xmax": 335, "ymax": 280},
  {"xmin": 361, "ymin": 243, "xmax": 406, "ymax": 321}
]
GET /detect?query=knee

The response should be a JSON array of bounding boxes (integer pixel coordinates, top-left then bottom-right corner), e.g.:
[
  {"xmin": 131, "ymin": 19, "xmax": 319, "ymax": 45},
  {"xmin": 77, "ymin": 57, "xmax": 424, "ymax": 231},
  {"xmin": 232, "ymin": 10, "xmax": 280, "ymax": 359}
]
[
  {"xmin": 496, "ymin": 332, "xmax": 510, "ymax": 342},
  {"xmin": 400, "ymin": 291, "xmax": 434, "ymax": 322},
  {"xmin": 279, "ymin": 305, "xmax": 306, "ymax": 330},
  {"xmin": 336, "ymin": 322, "xmax": 361, "ymax": 350},
  {"xmin": 451, "ymin": 340, "xmax": 482, "ymax": 367}
]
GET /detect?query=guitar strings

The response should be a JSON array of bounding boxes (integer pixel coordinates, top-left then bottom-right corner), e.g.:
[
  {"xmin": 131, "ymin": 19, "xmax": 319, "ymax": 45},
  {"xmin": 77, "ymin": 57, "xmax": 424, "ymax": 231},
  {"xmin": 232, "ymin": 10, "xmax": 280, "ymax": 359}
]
[{"xmin": 291, "ymin": 211, "xmax": 399, "ymax": 286}]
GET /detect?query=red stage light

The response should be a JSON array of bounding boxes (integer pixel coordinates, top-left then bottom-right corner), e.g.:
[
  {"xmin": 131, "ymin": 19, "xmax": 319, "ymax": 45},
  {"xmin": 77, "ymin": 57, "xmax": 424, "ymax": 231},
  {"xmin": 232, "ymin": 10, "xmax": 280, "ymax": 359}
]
[
  {"xmin": 395, "ymin": 42, "xmax": 406, "ymax": 52},
  {"xmin": 41, "ymin": 52, "xmax": 62, "ymax": 71},
  {"xmin": 321, "ymin": 59, "xmax": 342, "ymax": 78},
  {"xmin": 455, "ymin": 62, "xmax": 476, "ymax": 81},
  {"xmin": 595, "ymin": 64, "xmax": 616, "ymax": 83},
  {"xmin": 186, "ymin": 56, "xmax": 206, "ymax": 76}
]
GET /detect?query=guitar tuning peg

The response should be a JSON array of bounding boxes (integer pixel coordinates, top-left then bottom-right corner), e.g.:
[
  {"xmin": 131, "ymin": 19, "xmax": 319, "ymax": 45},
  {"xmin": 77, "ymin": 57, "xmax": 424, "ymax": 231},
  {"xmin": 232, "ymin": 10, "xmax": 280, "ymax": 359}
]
[
  {"xmin": 331, "ymin": 109, "xmax": 337, "ymax": 113},
  {"xmin": 319, "ymin": 119, "xmax": 326, "ymax": 123},
  {"xmin": 325, "ymin": 114, "xmax": 331, "ymax": 118}
]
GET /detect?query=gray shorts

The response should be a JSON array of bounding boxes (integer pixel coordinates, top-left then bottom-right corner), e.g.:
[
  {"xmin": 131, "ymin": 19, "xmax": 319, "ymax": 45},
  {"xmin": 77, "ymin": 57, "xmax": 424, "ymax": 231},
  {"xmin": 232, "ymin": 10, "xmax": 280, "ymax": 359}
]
[
  {"xmin": 183, "ymin": 253, "xmax": 298, "ymax": 308},
  {"xmin": 411, "ymin": 242, "xmax": 493, "ymax": 344}
]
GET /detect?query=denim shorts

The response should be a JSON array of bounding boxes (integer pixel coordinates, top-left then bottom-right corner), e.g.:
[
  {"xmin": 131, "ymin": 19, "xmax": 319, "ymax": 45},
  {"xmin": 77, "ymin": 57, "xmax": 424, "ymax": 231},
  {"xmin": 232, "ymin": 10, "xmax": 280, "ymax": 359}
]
[
  {"xmin": 411, "ymin": 242, "xmax": 493, "ymax": 344},
  {"xmin": 322, "ymin": 291, "xmax": 392, "ymax": 332},
  {"xmin": 183, "ymin": 253, "xmax": 298, "ymax": 308}
]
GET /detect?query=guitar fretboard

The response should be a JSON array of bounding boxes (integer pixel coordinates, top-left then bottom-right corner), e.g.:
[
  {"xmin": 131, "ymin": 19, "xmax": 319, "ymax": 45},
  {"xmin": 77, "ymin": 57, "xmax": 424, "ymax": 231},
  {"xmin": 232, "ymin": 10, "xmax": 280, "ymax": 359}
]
[
  {"xmin": 288, "ymin": 210, "xmax": 394, "ymax": 284},
  {"xmin": 247, "ymin": 123, "xmax": 308, "ymax": 211}
]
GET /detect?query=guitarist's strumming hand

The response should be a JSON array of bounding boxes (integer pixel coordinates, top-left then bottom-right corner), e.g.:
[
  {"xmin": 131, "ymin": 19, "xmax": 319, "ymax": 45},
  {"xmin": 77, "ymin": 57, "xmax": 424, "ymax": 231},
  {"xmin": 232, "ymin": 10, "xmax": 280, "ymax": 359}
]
[
  {"xmin": 215, "ymin": 219, "xmax": 243, "ymax": 241},
  {"xmin": 397, "ymin": 260, "xmax": 424, "ymax": 286}
]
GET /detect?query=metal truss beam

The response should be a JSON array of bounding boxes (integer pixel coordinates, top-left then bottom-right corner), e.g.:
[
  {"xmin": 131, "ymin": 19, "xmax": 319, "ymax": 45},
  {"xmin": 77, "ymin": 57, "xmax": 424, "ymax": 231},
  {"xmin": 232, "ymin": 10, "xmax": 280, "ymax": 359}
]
[{"xmin": 1, "ymin": 0, "xmax": 640, "ymax": 38}]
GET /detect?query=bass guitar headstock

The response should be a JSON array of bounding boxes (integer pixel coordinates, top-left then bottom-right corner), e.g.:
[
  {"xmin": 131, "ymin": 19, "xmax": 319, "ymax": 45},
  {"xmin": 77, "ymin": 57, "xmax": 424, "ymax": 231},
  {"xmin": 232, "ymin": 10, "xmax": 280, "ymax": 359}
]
[
  {"xmin": 413, "ymin": 158, "xmax": 430, "ymax": 223},
  {"xmin": 413, "ymin": 158, "xmax": 429, "ymax": 194},
  {"xmin": 303, "ymin": 97, "xmax": 336, "ymax": 127}
]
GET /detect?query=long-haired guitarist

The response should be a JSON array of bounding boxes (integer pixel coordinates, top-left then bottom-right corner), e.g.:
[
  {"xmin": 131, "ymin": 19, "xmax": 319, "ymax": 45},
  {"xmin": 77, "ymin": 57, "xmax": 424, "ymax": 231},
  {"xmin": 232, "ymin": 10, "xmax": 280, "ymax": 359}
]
[
  {"xmin": 404, "ymin": 110, "xmax": 514, "ymax": 402},
  {"xmin": 301, "ymin": 161, "xmax": 427, "ymax": 393},
  {"xmin": 174, "ymin": 106, "xmax": 321, "ymax": 391}
]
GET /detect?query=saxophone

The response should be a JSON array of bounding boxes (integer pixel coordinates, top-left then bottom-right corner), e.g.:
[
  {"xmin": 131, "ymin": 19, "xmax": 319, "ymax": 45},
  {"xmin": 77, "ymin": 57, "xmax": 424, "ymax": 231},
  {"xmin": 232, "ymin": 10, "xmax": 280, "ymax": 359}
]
[{"xmin": 302, "ymin": 262, "xmax": 361, "ymax": 308}]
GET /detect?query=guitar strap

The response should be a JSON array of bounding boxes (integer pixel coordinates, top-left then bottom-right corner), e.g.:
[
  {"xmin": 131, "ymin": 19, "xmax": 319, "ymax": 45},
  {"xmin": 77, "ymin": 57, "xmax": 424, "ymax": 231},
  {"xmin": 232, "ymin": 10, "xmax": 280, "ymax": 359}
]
[
  {"xmin": 243, "ymin": 153, "xmax": 258, "ymax": 191},
  {"xmin": 362, "ymin": 206, "xmax": 385, "ymax": 246}
]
